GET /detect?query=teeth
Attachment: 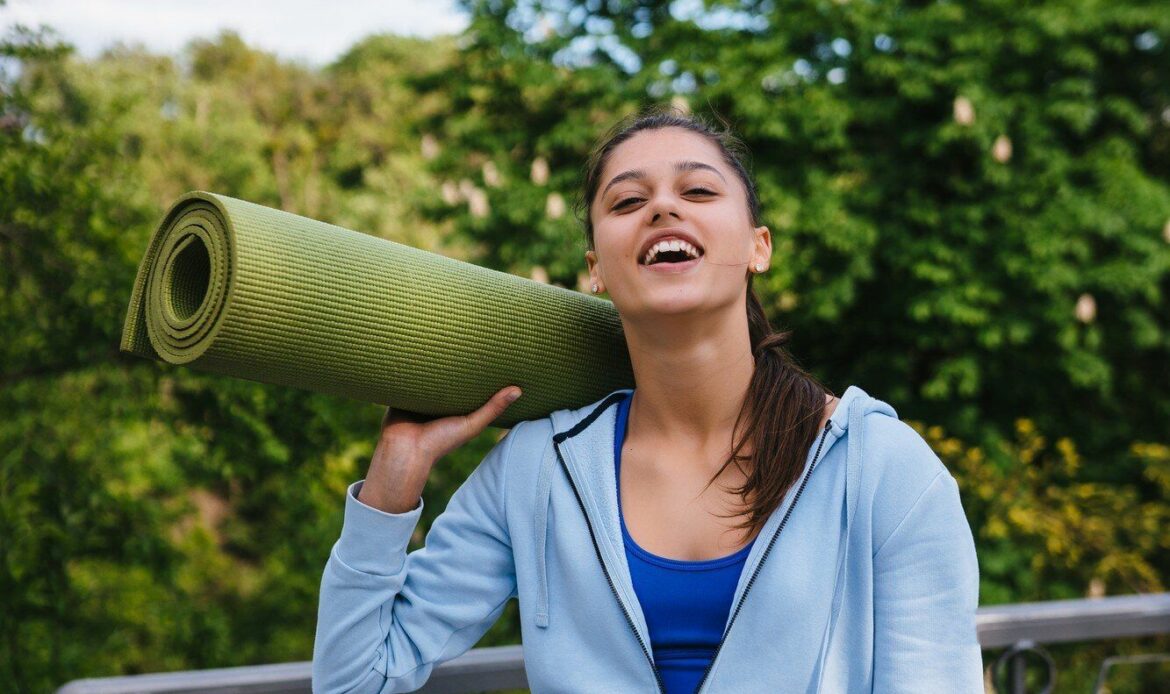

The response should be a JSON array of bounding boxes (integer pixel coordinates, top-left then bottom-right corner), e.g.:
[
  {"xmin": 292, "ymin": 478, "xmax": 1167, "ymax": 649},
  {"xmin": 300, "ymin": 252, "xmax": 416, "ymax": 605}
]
[{"xmin": 642, "ymin": 238, "xmax": 702, "ymax": 264}]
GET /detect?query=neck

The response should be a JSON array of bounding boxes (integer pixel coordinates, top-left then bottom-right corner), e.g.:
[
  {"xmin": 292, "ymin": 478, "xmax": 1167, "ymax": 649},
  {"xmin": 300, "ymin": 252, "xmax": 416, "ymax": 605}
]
[{"xmin": 621, "ymin": 305, "xmax": 756, "ymax": 452}]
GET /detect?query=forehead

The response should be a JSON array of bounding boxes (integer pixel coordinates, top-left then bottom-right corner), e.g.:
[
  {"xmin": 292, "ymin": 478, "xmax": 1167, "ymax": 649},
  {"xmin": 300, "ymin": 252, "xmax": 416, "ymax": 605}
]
[{"xmin": 601, "ymin": 127, "xmax": 728, "ymax": 181}]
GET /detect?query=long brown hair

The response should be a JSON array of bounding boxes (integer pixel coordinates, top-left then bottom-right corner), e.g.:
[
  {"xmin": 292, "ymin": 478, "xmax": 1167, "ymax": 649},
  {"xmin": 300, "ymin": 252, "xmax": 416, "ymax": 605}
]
[{"xmin": 577, "ymin": 105, "xmax": 833, "ymax": 537}]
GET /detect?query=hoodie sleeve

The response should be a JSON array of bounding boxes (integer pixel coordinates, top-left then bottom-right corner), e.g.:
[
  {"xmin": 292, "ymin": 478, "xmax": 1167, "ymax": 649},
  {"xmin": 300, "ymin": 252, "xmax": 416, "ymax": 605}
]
[
  {"xmin": 871, "ymin": 469, "xmax": 983, "ymax": 692},
  {"xmin": 312, "ymin": 424, "xmax": 520, "ymax": 694}
]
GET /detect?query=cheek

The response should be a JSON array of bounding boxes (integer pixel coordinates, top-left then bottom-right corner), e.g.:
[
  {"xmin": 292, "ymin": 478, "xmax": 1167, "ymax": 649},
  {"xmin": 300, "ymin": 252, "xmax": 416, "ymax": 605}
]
[{"xmin": 594, "ymin": 221, "xmax": 637, "ymax": 263}]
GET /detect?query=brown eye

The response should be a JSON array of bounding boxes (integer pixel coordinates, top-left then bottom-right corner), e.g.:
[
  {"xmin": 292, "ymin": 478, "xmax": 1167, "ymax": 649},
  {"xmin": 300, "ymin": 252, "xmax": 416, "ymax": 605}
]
[
  {"xmin": 686, "ymin": 187, "xmax": 715, "ymax": 196},
  {"xmin": 613, "ymin": 196, "xmax": 643, "ymax": 210}
]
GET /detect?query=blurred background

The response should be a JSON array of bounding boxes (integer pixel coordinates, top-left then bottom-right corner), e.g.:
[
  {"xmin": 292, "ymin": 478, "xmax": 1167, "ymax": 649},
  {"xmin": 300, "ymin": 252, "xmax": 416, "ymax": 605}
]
[{"xmin": 1, "ymin": 0, "xmax": 1168, "ymax": 691}]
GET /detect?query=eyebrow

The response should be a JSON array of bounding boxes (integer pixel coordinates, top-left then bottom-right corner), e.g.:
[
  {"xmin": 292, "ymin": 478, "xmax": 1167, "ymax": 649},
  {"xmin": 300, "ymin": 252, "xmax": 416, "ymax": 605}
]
[{"xmin": 601, "ymin": 160, "xmax": 728, "ymax": 196}]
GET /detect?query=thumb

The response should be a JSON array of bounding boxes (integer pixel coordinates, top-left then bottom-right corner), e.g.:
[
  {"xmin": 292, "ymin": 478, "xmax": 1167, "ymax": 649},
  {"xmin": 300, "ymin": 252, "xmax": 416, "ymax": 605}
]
[{"xmin": 463, "ymin": 386, "xmax": 522, "ymax": 435}]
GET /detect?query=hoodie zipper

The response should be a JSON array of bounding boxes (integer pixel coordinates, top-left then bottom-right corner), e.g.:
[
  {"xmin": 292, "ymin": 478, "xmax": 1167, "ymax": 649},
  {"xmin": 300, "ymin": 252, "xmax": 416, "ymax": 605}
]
[
  {"xmin": 693, "ymin": 420, "xmax": 834, "ymax": 693},
  {"xmin": 553, "ymin": 439, "xmax": 667, "ymax": 693}
]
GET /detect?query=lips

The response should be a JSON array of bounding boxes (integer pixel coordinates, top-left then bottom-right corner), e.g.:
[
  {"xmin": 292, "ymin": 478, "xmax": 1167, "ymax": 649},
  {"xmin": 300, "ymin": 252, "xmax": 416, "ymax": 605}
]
[{"xmin": 637, "ymin": 229, "xmax": 705, "ymax": 265}]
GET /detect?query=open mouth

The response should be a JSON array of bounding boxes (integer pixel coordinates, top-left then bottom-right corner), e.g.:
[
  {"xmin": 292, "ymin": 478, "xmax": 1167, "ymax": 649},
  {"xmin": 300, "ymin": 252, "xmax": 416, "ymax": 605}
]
[
  {"xmin": 646, "ymin": 249, "xmax": 696, "ymax": 265},
  {"xmin": 639, "ymin": 252, "xmax": 703, "ymax": 274},
  {"xmin": 639, "ymin": 239, "xmax": 705, "ymax": 266}
]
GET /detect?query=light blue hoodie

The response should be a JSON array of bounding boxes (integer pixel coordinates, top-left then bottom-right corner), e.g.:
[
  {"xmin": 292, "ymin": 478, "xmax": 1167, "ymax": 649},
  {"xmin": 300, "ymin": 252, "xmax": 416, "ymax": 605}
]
[{"xmin": 312, "ymin": 385, "xmax": 983, "ymax": 693}]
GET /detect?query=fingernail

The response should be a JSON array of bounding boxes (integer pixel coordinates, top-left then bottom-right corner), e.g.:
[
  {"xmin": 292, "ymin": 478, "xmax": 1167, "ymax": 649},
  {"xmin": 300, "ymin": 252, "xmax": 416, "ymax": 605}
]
[{"xmin": 506, "ymin": 389, "xmax": 521, "ymax": 403}]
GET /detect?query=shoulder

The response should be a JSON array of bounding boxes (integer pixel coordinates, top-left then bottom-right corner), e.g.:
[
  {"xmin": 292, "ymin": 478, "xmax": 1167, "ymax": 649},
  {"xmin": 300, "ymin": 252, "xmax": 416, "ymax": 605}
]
[
  {"xmin": 501, "ymin": 417, "xmax": 556, "ymax": 457},
  {"xmin": 492, "ymin": 417, "xmax": 554, "ymax": 473},
  {"xmin": 495, "ymin": 387, "xmax": 627, "ymax": 482},
  {"xmin": 862, "ymin": 413, "xmax": 948, "ymax": 489},
  {"xmin": 488, "ymin": 410, "xmax": 560, "ymax": 492},
  {"xmin": 851, "ymin": 412, "xmax": 977, "ymax": 580},
  {"xmin": 856, "ymin": 409, "xmax": 956, "ymax": 539}
]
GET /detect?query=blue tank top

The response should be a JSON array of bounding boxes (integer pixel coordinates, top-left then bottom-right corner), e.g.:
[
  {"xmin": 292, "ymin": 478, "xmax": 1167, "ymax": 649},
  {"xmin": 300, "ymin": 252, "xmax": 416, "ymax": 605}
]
[{"xmin": 614, "ymin": 391, "xmax": 755, "ymax": 693}]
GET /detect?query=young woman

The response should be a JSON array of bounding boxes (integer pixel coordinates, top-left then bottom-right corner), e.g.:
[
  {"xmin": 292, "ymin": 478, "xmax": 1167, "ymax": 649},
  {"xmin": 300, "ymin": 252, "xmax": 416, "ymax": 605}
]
[{"xmin": 313, "ymin": 109, "xmax": 983, "ymax": 693}]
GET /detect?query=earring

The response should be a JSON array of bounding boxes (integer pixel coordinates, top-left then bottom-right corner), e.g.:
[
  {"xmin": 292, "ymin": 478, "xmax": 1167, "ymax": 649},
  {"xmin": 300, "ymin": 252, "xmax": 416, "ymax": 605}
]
[
  {"xmin": 754, "ymin": 263, "xmax": 764, "ymax": 272},
  {"xmin": 591, "ymin": 283, "xmax": 599, "ymax": 293}
]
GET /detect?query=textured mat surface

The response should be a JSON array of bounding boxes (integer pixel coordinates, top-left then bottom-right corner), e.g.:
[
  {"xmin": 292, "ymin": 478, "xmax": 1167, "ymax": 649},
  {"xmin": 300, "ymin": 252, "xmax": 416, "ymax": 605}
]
[{"xmin": 120, "ymin": 192, "xmax": 634, "ymax": 428}]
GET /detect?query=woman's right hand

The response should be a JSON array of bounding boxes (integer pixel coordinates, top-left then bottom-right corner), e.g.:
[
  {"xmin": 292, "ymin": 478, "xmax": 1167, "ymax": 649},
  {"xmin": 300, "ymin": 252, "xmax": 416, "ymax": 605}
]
[{"xmin": 357, "ymin": 386, "xmax": 523, "ymax": 514}]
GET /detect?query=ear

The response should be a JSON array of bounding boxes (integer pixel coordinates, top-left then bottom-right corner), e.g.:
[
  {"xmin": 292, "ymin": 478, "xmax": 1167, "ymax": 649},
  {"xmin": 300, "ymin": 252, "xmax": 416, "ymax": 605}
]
[
  {"xmin": 752, "ymin": 225, "xmax": 772, "ymax": 272},
  {"xmin": 584, "ymin": 249, "xmax": 605, "ymax": 293}
]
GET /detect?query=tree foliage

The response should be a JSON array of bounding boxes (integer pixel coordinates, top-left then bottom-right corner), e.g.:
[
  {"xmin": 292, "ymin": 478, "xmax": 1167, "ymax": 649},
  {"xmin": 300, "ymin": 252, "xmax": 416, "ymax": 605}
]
[
  {"xmin": 1, "ymin": 1, "xmax": 1168, "ymax": 690},
  {"xmin": 0, "ymin": 26, "xmax": 511, "ymax": 691},
  {"xmin": 437, "ymin": 0, "xmax": 1170, "ymax": 457}
]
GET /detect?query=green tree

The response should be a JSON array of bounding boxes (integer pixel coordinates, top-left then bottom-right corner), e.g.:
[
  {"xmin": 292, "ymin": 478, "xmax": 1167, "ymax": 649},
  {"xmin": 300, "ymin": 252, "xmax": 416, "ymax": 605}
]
[
  {"xmin": 0, "ymin": 25, "xmax": 492, "ymax": 691},
  {"xmin": 436, "ymin": 0, "xmax": 1170, "ymax": 495}
]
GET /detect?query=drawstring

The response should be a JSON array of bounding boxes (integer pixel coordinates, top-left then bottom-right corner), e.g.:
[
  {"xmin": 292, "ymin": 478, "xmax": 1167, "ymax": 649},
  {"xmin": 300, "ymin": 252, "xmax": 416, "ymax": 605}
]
[
  {"xmin": 845, "ymin": 392, "xmax": 865, "ymax": 529},
  {"xmin": 814, "ymin": 392, "xmax": 869, "ymax": 691},
  {"xmin": 534, "ymin": 438, "xmax": 555, "ymax": 628}
]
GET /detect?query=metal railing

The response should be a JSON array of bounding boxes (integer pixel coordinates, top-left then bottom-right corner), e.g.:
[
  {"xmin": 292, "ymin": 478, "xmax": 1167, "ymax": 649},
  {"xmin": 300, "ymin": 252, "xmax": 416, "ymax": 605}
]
[
  {"xmin": 977, "ymin": 593, "xmax": 1170, "ymax": 693},
  {"xmin": 56, "ymin": 593, "xmax": 1170, "ymax": 694}
]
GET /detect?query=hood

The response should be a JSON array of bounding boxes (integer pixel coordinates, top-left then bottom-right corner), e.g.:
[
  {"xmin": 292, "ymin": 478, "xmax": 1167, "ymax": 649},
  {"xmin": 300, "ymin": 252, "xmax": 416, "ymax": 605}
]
[{"xmin": 530, "ymin": 384, "xmax": 898, "ymax": 632}]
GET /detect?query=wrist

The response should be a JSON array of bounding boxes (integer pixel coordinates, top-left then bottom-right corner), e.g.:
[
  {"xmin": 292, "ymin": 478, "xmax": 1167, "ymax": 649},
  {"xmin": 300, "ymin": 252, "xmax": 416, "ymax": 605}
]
[
  {"xmin": 360, "ymin": 454, "xmax": 432, "ymax": 514},
  {"xmin": 356, "ymin": 478, "xmax": 423, "ymax": 515}
]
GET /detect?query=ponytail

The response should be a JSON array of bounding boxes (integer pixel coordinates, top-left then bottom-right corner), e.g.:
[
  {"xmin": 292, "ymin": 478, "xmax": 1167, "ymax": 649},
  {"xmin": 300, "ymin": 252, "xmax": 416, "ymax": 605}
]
[{"xmin": 703, "ymin": 283, "xmax": 831, "ymax": 537}]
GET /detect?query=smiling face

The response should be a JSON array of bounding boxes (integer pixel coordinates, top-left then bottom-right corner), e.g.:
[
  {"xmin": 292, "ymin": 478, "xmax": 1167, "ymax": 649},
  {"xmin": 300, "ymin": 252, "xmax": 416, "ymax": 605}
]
[{"xmin": 585, "ymin": 126, "xmax": 772, "ymax": 319}]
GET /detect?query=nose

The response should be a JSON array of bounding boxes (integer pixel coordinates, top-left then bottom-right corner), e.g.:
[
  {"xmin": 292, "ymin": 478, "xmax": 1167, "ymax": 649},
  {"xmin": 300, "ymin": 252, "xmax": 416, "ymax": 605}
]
[{"xmin": 647, "ymin": 189, "xmax": 683, "ymax": 225}]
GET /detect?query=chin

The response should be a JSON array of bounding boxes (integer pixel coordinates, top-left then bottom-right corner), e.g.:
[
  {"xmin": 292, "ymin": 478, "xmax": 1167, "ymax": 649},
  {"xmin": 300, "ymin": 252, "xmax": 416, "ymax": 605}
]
[{"xmin": 631, "ymin": 292, "xmax": 715, "ymax": 317}]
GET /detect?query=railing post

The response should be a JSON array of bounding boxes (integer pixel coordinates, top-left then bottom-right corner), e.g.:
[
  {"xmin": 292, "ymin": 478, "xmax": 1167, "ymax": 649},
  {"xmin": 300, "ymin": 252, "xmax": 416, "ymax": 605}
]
[
  {"xmin": 1010, "ymin": 642, "xmax": 1027, "ymax": 694},
  {"xmin": 992, "ymin": 639, "xmax": 1055, "ymax": 694}
]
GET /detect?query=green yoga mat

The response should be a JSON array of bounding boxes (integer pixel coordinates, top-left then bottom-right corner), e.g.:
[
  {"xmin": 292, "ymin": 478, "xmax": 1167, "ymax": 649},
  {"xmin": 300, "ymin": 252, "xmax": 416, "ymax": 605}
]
[{"xmin": 120, "ymin": 191, "xmax": 634, "ymax": 428}]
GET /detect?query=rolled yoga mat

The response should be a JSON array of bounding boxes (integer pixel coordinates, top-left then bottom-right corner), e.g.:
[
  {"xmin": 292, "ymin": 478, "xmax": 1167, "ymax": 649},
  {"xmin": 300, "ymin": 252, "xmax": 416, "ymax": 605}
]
[{"xmin": 120, "ymin": 191, "xmax": 634, "ymax": 428}]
